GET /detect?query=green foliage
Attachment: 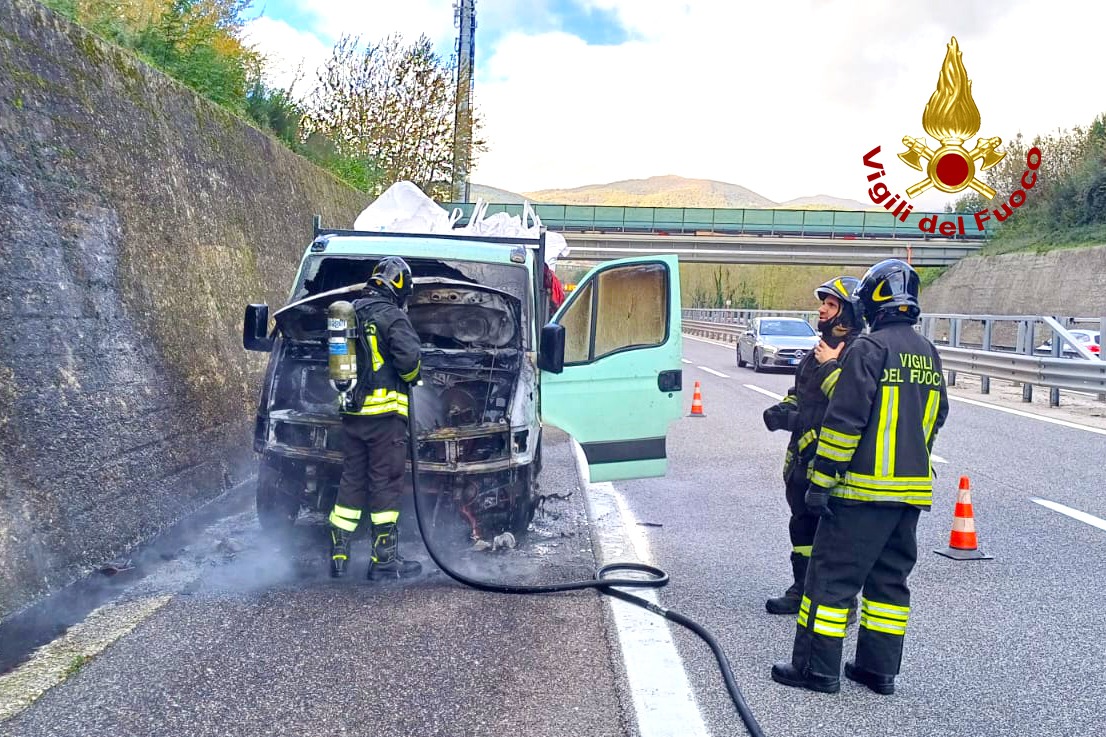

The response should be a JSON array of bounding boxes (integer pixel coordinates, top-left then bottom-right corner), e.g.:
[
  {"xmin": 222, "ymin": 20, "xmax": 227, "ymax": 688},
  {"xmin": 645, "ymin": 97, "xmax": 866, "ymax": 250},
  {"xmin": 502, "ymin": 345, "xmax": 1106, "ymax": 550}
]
[
  {"xmin": 951, "ymin": 113, "xmax": 1106, "ymax": 252},
  {"xmin": 64, "ymin": 654, "xmax": 89, "ymax": 677},
  {"xmin": 40, "ymin": 1, "xmax": 259, "ymax": 111},
  {"xmin": 38, "ymin": 0, "xmax": 397, "ymax": 193},
  {"xmin": 131, "ymin": 1, "xmax": 258, "ymax": 111},
  {"xmin": 916, "ymin": 266, "xmax": 947, "ymax": 289}
]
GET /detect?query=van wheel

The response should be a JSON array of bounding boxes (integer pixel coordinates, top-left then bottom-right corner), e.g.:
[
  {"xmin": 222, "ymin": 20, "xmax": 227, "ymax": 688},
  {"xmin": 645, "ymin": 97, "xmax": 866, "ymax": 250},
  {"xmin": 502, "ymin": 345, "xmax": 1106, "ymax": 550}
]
[{"xmin": 256, "ymin": 461, "xmax": 300, "ymax": 533}]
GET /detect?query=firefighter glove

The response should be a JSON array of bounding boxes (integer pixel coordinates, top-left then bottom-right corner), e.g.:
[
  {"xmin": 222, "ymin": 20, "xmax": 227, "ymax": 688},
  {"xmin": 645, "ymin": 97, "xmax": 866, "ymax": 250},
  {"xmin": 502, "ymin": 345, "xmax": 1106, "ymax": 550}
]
[
  {"xmin": 762, "ymin": 404, "xmax": 796, "ymax": 433},
  {"xmin": 805, "ymin": 485, "xmax": 834, "ymax": 519}
]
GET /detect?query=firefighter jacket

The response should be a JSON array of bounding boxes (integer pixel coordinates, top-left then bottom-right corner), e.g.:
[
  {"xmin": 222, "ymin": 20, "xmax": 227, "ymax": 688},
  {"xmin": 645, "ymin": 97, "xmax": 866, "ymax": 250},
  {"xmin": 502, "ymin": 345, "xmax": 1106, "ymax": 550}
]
[
  {"xmin": 772, "ymin": 349, "xmax": 852, "ymax": 484},
  {"xmin": 340, "ymin": 293, "xmax": 422, "ymax": 419},
  {"xmin": 808, "ymin": 318, "xmax": 949, "ymax": 508}
]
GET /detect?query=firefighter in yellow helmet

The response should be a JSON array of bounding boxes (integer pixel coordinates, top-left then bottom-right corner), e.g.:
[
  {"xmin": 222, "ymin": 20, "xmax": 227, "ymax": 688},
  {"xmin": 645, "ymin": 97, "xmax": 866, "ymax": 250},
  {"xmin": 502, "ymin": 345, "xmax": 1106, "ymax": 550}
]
[
  {"xmin": 761, "ymin": 276, "xmax": 862, "ymax": 616},
  {"xmin": 328, "ymin": 256, "xmax": 423, "ymax": 580},
  {"xmin": 771, "ymin": 259, "xmax": 949, "ymax": 695}
]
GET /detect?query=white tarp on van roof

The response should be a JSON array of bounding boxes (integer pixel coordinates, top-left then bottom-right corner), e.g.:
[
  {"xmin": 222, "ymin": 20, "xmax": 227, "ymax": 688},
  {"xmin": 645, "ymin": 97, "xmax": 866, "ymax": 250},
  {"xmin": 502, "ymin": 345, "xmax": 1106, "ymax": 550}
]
[{"xmin": 352, "ymin": 181, "xmax": 569, "ymax": 265}]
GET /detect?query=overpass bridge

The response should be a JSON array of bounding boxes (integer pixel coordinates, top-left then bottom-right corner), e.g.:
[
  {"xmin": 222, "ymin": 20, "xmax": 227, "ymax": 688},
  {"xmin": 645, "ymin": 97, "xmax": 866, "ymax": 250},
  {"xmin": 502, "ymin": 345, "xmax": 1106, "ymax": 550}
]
[{"xmin": 442, "ymin": 202, "xmax": 989, "ymax": 266}]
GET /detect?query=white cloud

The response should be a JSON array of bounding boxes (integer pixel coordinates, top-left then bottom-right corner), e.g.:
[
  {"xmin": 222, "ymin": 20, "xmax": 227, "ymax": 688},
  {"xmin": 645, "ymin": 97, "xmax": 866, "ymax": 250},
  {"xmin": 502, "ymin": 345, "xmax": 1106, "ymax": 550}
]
[
  {"xmin": 247, "ymin": 0, "xmax": 1105, "ymax": 209},
  {"xmin": 242, "ymin": 17, "xmax": 331, "ymax": 95},
  {"xmin": 472, "ymin": 0, "xmax": 1104, "ymax": 208}
]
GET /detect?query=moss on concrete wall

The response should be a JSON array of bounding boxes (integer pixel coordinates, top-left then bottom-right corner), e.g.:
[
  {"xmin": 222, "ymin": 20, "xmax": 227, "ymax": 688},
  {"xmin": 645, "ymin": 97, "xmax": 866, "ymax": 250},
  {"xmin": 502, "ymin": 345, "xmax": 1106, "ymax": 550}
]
[{"xmin": 0, "ymin": 0, "xmax": 365, "ymax": 618}]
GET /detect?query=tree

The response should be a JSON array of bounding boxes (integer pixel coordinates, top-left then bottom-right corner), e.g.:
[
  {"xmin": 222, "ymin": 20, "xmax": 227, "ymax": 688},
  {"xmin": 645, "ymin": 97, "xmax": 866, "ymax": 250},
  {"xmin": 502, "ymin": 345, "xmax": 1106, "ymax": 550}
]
[
  {"xmin": 305, "ymin": 33, "xmax": 486, "ymax": 199},
  {"xmin": 133, "ymin": 0, "xmax": 260, "ymax": 110}
]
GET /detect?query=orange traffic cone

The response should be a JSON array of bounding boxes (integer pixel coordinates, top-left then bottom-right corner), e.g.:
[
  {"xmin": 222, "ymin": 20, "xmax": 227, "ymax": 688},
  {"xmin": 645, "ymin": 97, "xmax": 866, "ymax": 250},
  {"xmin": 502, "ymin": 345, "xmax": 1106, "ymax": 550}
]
[
  {"xmin": 935, "ymin": 476, "xmax": 993, "ymax": 560},
  {"xmin": 688, "ymin": 381, "xmax": 705, "ymax": 417}
]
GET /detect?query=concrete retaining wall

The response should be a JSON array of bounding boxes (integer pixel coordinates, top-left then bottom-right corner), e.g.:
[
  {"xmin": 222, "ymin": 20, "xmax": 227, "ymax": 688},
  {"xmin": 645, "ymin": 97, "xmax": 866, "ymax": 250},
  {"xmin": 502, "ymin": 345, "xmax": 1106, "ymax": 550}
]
[{"xmin": 0, "ymin": 0, "xmax": 364, "ymax": 619}]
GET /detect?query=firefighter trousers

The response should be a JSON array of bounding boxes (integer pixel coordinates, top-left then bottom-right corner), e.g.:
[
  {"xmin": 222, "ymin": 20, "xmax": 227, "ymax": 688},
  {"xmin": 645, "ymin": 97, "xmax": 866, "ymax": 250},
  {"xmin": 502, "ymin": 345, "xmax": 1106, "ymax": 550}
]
[
  {"xmin": 790, "ymin": 499, "xmax": 920, "ymax": 678},
  {"xmin": 784, "ymin": 474, "xmax": 819, "ymax": 558},
  {"xmin": 332, "ymin": 414, "xmax": 409, "ymax": 530}
]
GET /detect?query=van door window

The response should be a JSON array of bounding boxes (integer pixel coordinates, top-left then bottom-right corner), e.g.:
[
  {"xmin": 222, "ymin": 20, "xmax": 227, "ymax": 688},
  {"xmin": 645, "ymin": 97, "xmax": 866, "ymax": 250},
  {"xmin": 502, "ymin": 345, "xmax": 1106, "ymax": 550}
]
[
  {"xmin": 562, "ymin": 281, "xmax": 594, "ymax": 364},
  {"xmin": 593, "ymin": 264, "xmax": 667, "ymax": 359},
  {"xmin": 559, "ymin": 262, "xmax": 668, "ymax": 365}
]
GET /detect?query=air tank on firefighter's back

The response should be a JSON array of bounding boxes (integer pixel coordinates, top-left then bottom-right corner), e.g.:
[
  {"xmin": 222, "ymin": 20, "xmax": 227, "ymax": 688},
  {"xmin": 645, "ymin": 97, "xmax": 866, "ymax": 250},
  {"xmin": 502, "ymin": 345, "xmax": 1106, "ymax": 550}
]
[{"xmin": 327, "ymin": 301, "xmax": 358, "ymax": 394}]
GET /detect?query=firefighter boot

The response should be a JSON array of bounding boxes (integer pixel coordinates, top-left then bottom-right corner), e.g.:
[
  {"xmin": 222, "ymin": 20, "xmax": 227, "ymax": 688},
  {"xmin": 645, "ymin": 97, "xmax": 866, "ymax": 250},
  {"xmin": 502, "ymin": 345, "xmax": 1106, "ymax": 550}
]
[
  {"xmin": 367, "ymin": 522, "xmax": 422, "ymax": 581},
  {"xmin": 845, "ymin": 661, "xmax": 895, "ymax": 695},
  {"xmin": 770, "ymin": 662, "xmax": 840, "ymax": 694},
  {"xmin": 766, "ymin": 552, "xmax": 809, "ymax": 614},
  {"xmin": 329, "ymin": 528, "xmax": 353, "ymax": 578}
]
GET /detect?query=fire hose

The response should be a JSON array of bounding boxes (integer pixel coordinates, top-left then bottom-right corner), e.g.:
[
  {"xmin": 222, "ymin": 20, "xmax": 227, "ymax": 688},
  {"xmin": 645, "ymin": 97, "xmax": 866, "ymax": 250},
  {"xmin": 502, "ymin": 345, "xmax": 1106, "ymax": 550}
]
[{"xmin": 405, "ymin": 386, "xmax": 767, "ymax": 737}]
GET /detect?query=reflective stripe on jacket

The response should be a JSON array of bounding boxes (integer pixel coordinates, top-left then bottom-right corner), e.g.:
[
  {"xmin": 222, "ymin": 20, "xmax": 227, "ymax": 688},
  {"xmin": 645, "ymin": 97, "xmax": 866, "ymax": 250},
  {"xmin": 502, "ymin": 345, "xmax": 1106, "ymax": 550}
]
[
  {"xmin": 774, "ymin": 347, "xmax": 852, "ymax": 483},
  {"xmin": 809, "ymin": 320, "xmax": 949, "ymax": 508}
]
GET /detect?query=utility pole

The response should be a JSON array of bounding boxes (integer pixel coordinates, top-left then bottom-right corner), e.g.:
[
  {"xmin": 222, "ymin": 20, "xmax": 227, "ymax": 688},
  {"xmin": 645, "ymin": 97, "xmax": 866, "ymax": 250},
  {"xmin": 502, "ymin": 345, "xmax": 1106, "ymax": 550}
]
[{"xmin": 451, "ymin": 0, "xmax": 476, "ymax": 203}]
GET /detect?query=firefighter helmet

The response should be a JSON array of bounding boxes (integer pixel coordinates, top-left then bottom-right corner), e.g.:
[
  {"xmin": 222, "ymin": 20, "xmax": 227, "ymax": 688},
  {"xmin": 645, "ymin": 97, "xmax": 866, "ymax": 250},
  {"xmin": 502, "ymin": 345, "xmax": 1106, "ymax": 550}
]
[
  {"xmin": 814, "ymin": 276, "xmax": 860, "ymax": 327},
  {"xmin": 854, "ymin": 259, "xmax": 921, "ymax": 325},
  {"xmin": 368, "ymin": 256, "xmax": 413, "ymax": 306}
]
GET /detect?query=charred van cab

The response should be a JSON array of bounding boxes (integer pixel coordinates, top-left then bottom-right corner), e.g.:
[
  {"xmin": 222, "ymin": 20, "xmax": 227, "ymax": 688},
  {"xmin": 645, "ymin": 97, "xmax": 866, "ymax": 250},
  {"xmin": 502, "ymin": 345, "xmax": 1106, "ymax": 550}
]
[{"xmin": 243, "ymin": 221, "xmax": 684, "ymax": 542}]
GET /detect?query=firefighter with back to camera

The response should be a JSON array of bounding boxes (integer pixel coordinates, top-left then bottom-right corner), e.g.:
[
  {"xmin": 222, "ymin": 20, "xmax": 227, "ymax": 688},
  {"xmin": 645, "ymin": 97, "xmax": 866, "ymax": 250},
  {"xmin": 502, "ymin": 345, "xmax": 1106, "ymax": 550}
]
[
  {"xmin": 761, "ymin": 276, "xmax": 861, "ymax": 617},
  {"xmin": 771, "ymin": 259, "xmax": 949, "ymax": 696},
  {"xmin": 327, "ymin": 256, "xmax": 423, "ymax": 580}
]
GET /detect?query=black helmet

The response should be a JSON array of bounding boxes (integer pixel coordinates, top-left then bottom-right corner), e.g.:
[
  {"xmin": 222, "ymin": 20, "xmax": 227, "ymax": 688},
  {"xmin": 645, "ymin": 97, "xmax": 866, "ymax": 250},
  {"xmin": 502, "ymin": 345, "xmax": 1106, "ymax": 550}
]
[
  {"xmin": 814, "ymin": 276, "xmax": 860, "ymax": 344},
  {"xmin": 854, "ymin": 259, "xmax": 921, "ymax": 326},
  {"xmin": 368, "ymin": 256, "xmax": 413, "ymax": 306}
]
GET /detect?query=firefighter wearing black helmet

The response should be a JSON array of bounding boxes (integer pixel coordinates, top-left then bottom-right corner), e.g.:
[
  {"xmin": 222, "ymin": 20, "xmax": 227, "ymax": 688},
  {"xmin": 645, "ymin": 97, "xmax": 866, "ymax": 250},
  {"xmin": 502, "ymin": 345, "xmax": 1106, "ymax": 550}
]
[
  {"xmin": 762, "ymin": 276, "xmax": 862, "ymax": 616},
  {"xmin": 772, "ymin": 259, "xmax": 949, "ymax": 696},
  {"xmin": 328, "ymin": 256, "xmax": 424, "ymax": 580}
]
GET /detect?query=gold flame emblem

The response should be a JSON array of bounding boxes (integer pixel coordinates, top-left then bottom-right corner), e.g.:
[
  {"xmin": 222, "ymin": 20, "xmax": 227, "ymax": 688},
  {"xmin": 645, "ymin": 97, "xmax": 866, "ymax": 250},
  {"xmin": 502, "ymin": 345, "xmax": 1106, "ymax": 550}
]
[{"xmin": 898, "ymin": 37, "xmax": 1005, "ymax": 199}]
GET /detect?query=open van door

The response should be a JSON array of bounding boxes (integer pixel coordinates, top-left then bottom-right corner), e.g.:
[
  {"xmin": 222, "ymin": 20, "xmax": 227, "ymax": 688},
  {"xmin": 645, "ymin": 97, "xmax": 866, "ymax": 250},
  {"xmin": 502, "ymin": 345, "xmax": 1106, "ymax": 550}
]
[{"xmin": 539, "ymin": 255, "xmax": 683, "ymax": 482}]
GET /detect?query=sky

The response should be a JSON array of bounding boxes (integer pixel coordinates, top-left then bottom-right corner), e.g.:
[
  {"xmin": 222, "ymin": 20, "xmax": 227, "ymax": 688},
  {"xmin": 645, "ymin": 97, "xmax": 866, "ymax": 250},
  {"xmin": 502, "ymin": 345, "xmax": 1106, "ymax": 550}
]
[{"xmin": 242, "ymin": 0, "xmax": 1105, "ymax": 211}]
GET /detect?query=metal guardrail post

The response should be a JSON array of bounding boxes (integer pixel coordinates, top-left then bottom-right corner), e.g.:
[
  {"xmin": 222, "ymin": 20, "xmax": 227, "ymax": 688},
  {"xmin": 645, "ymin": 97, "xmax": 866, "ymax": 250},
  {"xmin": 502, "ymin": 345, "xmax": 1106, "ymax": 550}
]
[
  {"xmin": 1022, "ymin": 320, "xmax": 1034, "ymax": 402},
  {"xmin": 1100, "ymin": 315, "xmax": 1106, "ymax": 401},
  {"xmin": 948, "ymin": 318, "xmax": 961, "ymax": 387},
  {"xmin": 980, "ymin": 319, "xmax": 992, "ymax": 394}
]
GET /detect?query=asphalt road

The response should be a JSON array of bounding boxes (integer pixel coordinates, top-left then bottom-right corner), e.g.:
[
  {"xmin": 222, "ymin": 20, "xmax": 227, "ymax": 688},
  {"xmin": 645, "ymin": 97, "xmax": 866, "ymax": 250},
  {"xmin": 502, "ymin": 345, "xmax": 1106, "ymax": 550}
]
[
  {"xmin": 614, "ymin": 336, "xmax": 1106, "ymax": 736},
  {"xmin": 0, "ymin": 429, "xmax": 636, "ymax": 737},
  {"xmin": 3, "ymin": 335, "xmax": 1105, "ymax": 737}
]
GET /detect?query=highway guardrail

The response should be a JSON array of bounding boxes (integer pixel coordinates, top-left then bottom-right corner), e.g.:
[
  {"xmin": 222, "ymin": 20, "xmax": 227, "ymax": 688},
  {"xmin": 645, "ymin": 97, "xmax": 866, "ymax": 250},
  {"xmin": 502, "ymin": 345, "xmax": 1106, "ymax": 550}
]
[{"xmin": 683, "ymin": 310, "xmax": 1106, "ymax": 406}]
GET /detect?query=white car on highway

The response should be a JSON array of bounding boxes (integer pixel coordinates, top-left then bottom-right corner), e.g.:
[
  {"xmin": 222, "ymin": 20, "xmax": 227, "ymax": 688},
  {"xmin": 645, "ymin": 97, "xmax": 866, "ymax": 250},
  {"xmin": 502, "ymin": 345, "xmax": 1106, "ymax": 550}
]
[
  {"xmin": 1035, "ymin": 330, "xmax": 1101, "ymax": 357},
  {"xmin": 736, "ymin": 317, "xmax": 820, "ymax": 372}
]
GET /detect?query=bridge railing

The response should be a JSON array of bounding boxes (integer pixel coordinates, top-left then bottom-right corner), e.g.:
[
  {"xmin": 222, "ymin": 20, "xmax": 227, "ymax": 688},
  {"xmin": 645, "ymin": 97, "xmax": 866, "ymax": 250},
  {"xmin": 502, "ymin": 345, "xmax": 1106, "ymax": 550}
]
[
  {"xmin": 683, "ymin": 309, "xmax": 1106, "ymax": 406},
  {"xmin": 442, "ymin": 203, "xmax": 993, "ymax": 240}
]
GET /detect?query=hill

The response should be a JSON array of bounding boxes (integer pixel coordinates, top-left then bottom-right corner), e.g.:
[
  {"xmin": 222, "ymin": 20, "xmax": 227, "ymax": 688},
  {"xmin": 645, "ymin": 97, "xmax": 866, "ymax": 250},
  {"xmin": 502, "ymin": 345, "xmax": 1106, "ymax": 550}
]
[
  {"xmin": 468, "ymin": 183, "xmax": 529, "ymax": 204},
  {"xmin": 779, "ymin": 194, "xmax": 876, "ymax": 210},
  {"xmin": 469, "ymin": 176, "xmax": 876, "ymax": 210},
  {"xmin": 523, "ymin": 175, "xmax": 774, "ymax": 208}
]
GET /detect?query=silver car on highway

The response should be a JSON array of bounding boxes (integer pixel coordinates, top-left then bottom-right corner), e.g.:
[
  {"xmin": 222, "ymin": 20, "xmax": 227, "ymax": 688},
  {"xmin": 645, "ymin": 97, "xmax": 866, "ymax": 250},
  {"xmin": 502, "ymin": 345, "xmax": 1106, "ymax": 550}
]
[{"xmin": 736, "ymin": 317, "xmax": 820, "ymax": 372}]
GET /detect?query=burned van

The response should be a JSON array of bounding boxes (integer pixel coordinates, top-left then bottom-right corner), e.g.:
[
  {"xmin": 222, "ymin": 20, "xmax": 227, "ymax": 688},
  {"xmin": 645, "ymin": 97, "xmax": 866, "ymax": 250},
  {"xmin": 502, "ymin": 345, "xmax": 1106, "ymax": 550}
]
[{"xmin": 243, "ymin": 224, "xmax": 685, "ymax": 543}]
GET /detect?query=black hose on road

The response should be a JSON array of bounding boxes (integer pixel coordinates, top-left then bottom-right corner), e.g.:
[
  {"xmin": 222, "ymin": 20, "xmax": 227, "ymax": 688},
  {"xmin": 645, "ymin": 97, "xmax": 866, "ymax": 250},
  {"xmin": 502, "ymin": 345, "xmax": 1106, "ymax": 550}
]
[{"xmin": 406, "ymin": 390, "xmax": 767, "ymax": 737}]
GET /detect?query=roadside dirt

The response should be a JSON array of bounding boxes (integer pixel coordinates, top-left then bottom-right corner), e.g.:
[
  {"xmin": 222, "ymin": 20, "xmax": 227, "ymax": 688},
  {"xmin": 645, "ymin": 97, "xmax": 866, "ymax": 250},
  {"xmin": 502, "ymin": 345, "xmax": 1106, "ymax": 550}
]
[{"xmin": 945, "ymin": 372, "xmax": 1106, "ymax": 431}]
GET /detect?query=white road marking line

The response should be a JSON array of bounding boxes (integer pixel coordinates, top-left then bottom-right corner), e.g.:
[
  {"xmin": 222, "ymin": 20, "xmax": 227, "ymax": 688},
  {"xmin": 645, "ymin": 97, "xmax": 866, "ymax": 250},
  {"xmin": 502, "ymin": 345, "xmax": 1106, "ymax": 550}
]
[
  {"xmin": 681, "ymin": 358, "xmax": 693, "ymax": 364},
  {"xmin": 683, "ymin": 334, "xmax": 734, "ymax": 349},
  {"xmin": 744, "ymin": 384, "xmax": 784, "ymax": 401},
  {"xmin": 949, "ymin": 395, "xmax": 1106, "ymax": 436},
  {"xmin": 1031, "ymin": 498, "xmax": 1106, "ymax": 533},
  {"xmin": 0, "ymin": 595, "xmax": 172, "ymax": 722},
  {"xmin": 932, "ymin": 454, "xmax": 948, "ymax": 464},
  {"xmin": 573, "ymin": 443, "xmax": 709, "ymax": 737},
  {"xmin": 698, "ymin": 366, "xmax": 729, "ymax": 378}
]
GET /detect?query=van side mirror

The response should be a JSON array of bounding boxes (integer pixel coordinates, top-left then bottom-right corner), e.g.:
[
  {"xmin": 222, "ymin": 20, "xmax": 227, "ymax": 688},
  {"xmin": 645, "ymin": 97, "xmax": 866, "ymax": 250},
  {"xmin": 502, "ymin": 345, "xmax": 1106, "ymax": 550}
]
[
  {"xmin": 243, "ymin": 304, "xmax": 273, "ymax": 352},
  {"xmin": 538, "ymin": 323, "xmax": 566, "ymax": 373}
]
